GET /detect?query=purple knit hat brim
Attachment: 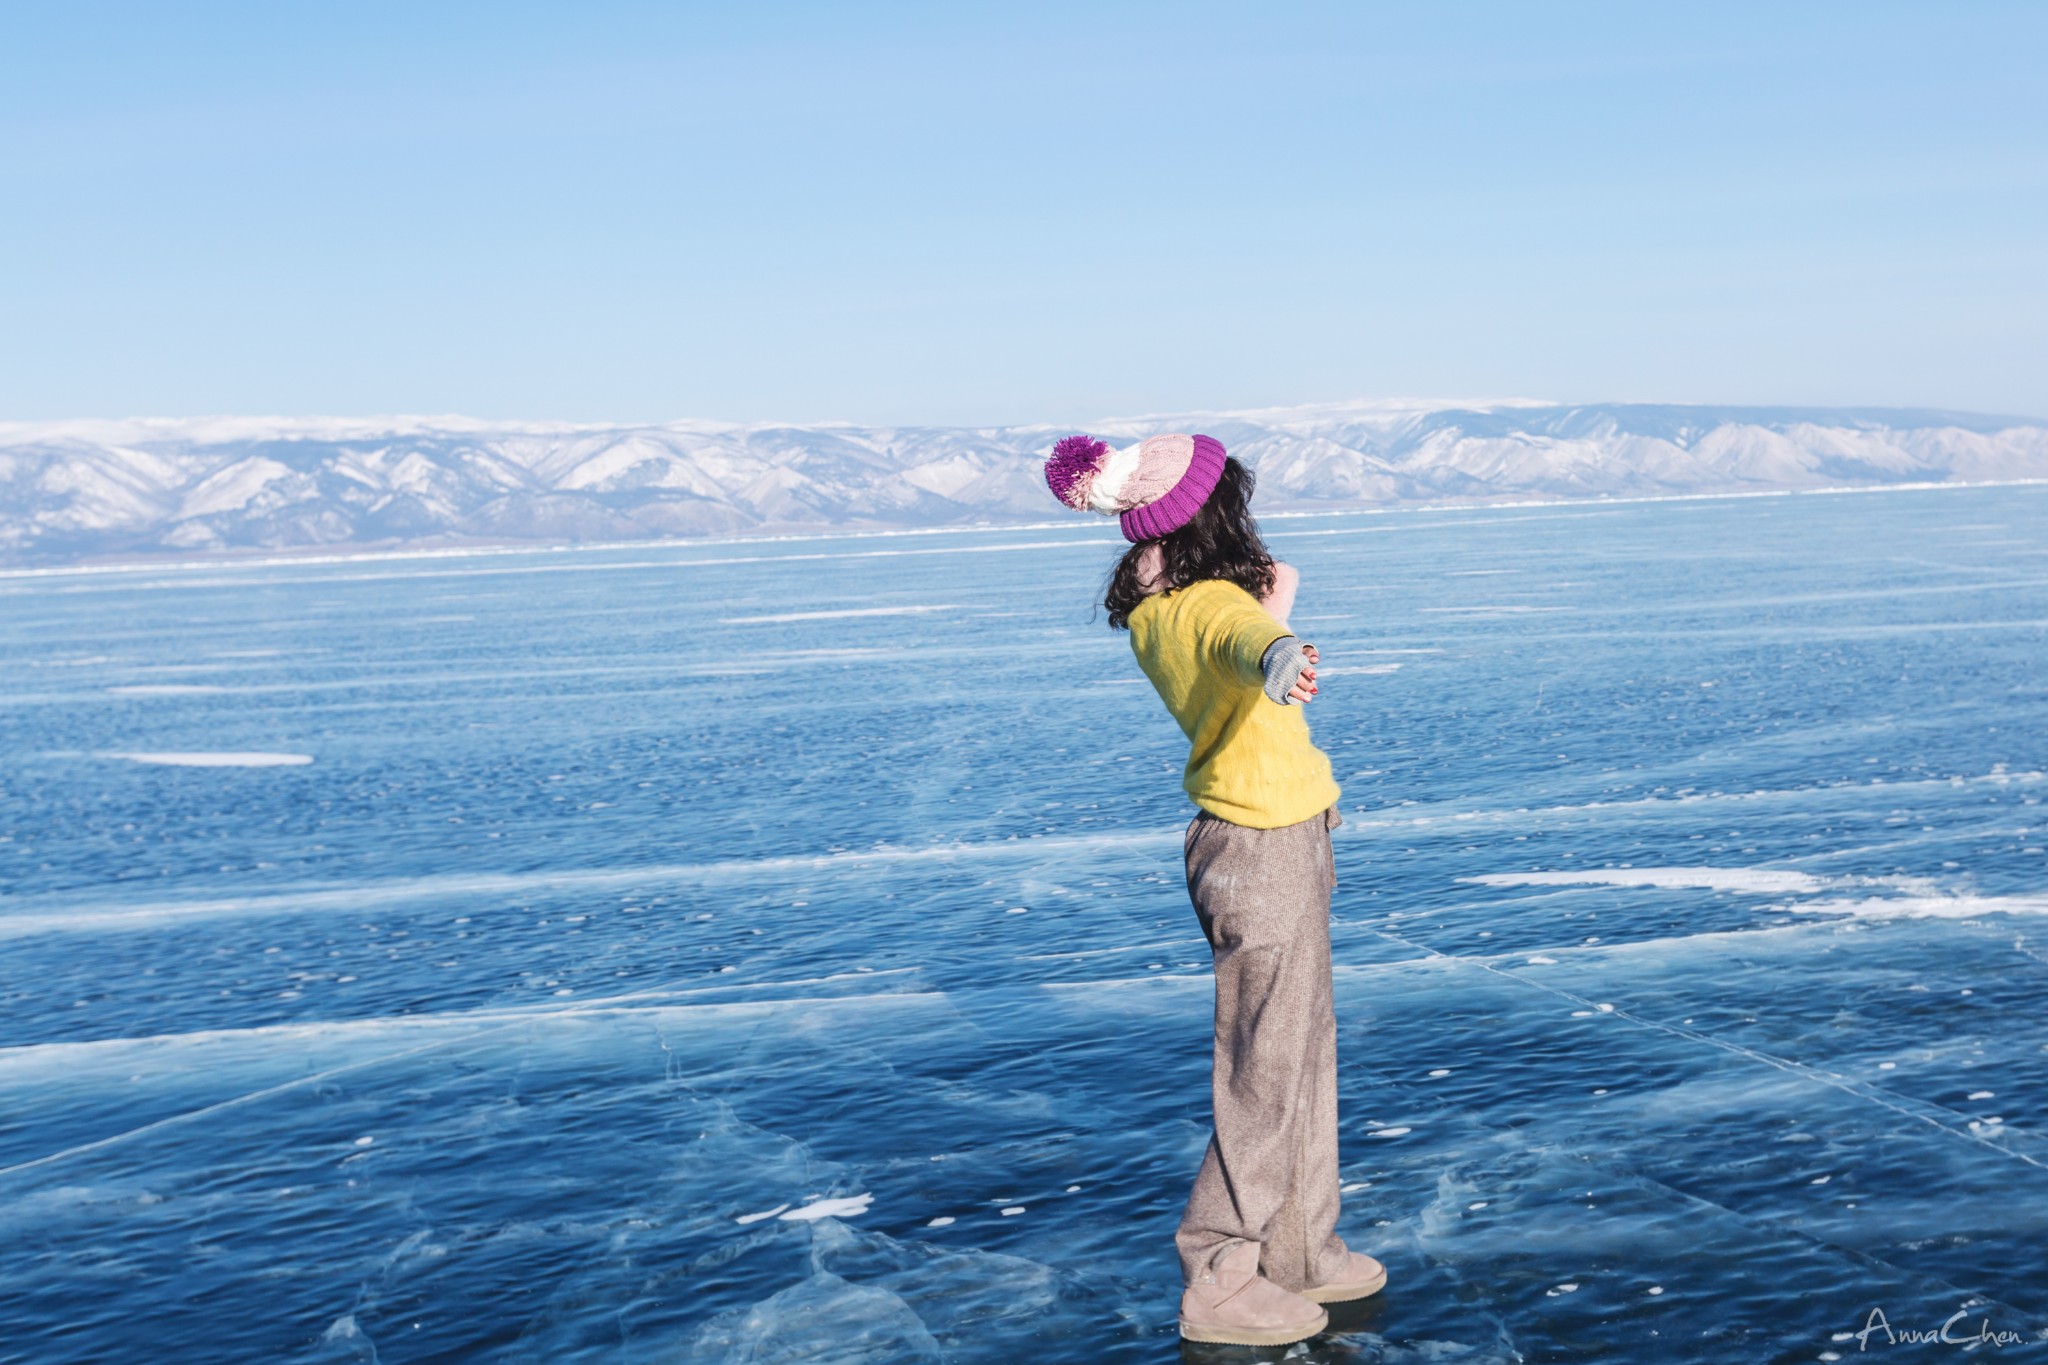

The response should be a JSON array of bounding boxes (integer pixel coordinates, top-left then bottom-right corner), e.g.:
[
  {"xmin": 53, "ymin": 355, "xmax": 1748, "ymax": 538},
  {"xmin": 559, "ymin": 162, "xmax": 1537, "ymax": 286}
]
[{"xmin": 1119, "ymin": 435, "xmax": 1227, "ymax": 542}]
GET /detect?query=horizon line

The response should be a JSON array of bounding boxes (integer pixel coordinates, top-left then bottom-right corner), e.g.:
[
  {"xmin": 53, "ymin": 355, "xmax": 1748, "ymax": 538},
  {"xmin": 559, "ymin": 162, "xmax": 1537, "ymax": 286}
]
[{"xmin": 5, "ymin": 396, "xmax": 2048, "ymax": 443}]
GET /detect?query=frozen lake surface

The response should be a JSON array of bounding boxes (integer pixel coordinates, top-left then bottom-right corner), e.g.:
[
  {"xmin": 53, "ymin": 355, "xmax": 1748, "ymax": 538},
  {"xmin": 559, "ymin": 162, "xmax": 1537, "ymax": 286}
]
[{"xmin": 3, "ymin": 486, "xmax": 2046, "ymax": 1363}]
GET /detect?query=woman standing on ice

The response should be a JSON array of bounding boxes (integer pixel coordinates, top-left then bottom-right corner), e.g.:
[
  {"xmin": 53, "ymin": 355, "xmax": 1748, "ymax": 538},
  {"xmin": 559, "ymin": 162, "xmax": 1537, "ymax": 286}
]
[{"xmin": 1044, "ymin": 433, "xmax": 1387, "ymax": 1348}]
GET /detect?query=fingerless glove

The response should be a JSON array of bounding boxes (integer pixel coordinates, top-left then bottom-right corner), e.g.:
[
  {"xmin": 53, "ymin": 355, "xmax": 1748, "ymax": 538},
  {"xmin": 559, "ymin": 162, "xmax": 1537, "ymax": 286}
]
[{"xmin": 1259, "ymin": 635, "xmax": 1312, "ymax": 705}]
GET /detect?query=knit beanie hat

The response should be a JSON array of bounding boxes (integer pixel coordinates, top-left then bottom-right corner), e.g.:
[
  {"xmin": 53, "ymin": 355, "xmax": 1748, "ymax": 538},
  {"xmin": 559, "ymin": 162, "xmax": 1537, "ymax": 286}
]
[{"xmin": 1043, "ymin": 433, "xmax": 1228, "ymax": 542}]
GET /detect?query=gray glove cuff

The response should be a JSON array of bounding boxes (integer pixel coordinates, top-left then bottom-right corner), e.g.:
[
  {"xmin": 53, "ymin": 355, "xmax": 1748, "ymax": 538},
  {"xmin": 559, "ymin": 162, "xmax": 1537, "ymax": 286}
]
[{"xmin": 1260, "ymin": 635, "xmax": 1310, "ymax": 704}]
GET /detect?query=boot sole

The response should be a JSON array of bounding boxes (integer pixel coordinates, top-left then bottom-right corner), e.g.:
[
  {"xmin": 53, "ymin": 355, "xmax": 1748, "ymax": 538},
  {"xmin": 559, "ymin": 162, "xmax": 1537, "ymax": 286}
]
[
  {"xmin": 1178, "ymin": 1308, "xmax": 1330, "ymax": 1346},
  {"xmin": 1300, "ymin": 1266, "xmax": 1387, "ymax": 1304}
]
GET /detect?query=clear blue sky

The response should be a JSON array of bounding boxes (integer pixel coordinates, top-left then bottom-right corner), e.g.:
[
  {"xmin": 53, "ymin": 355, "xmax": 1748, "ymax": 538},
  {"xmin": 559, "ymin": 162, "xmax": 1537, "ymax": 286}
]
[{"xmin": 3, "ymin": 1, "xmax": 2043, "ymax": 425}]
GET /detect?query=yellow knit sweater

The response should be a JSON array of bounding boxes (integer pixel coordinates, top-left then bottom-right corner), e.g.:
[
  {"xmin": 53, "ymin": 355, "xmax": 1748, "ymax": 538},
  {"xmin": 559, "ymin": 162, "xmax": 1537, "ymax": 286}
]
[{"xmin": 1127, "ymin": 578, "xmax": 1341, "ymax": 829}]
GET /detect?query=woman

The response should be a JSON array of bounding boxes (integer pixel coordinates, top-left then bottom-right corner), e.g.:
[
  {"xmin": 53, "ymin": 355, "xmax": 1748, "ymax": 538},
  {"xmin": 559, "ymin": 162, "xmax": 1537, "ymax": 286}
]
[{"xmin": 1044, "ymin": 433, "xmax": 1387, "ymax": 1348}]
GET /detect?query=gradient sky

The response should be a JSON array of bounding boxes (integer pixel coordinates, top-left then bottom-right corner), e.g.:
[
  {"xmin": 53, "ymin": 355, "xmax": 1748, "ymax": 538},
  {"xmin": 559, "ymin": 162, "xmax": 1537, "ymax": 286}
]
[{"xmin": 3, "ymin": 1, "xmax": 2044, "ymax": 425}]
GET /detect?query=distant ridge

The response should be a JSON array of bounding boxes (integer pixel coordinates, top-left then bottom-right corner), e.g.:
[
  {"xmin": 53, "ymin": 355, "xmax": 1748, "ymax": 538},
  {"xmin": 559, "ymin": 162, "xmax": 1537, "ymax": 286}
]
[{"xmin": 2, "ymin": 400, "xmax": 2044, "ymax": 567}]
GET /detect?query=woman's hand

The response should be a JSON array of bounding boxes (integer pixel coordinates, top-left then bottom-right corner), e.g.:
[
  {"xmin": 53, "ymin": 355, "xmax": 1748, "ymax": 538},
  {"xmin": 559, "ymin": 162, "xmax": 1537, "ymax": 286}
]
[
  {"xmin": 1289, "ymin": 643, "xmax": 1320, "ymax": 703},
  {"xmin": 1288, "ymin": 647, "xmax": 1318, "ymax": 704}
]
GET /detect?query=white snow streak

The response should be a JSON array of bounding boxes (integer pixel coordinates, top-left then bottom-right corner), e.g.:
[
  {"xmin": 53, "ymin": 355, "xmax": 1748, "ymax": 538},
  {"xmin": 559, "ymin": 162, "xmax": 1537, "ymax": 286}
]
[
  {"xmin": 778, "ymin": 1194, "xmax": 874, "ymax": 1221},
  {"xmin": 96, "ymin": 751, "xmax": 313, "ymax": 767},
  {"xmin": 719, "ymin": 605, "xmax": 964, "ymax": 624}
]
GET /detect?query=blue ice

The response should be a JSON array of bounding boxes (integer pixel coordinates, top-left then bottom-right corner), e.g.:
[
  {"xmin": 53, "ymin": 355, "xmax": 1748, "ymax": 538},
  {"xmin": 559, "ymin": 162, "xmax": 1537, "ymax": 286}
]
[{"xmin": 2, "ymin": 486, "xmax": 2046, "ymax": 1361}]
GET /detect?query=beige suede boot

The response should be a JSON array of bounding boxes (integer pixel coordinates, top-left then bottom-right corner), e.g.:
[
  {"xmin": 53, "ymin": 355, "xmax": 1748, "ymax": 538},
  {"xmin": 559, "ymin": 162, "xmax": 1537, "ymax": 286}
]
[
  {"xmin": 1178, "ymin": 1240, "xmax": 1329, "ymax": 1346},
  {"xmin": 1301, "ymin": 1250, "xmax": 1388, "ymax": 1304}
]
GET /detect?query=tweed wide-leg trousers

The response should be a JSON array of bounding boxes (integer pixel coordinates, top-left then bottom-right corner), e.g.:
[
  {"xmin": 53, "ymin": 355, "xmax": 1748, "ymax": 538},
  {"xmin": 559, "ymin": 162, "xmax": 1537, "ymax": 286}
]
[{"xmin": 1174, "ymin": 804, "xmax": 1350, "ymax": 1294}]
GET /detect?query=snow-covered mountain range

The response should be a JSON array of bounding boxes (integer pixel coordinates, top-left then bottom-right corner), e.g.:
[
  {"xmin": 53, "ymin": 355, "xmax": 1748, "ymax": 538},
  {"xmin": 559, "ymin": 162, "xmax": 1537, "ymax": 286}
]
[{"xmin": 3, "ymin": 400, "xmax": 2043, "ymax": 566}]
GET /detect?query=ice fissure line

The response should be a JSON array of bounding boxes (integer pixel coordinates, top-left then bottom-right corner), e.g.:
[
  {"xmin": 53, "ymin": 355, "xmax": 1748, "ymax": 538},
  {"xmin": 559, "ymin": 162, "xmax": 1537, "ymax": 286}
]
[
  {"xmin": 1610, "ymin": 1164, "xmax": 2047, "ymax": 1331},
  {"xmin": 1371, "ymin": 928, "xmax": 2048, "ymax": 1177},
  {"xmin": 0, "ymin": 1024, "xmax": 519, "ymax": 1180}
]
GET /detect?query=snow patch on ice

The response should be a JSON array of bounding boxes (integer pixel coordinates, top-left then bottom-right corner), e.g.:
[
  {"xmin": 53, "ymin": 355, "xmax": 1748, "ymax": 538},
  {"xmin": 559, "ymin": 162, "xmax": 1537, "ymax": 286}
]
[
  {"xmin": 96, "ymin": 751, "xmax": 313, "ymax": 767},
  {"xmin": 1463, "ymin": 867, "xmax": 1828, "ymax": 894},
  {"xmin": 720, "ymin": 605, "xmax": 964, "ymax": 624},
  {"xmin": 1464, "ymin": 866, "xmax": 2046, "ymax": 921},
  {"xmin": 105, "ymin": 684, "xmax": 227, "ymax": 695},
  {"xmin": 1420, "ymin": 605, "xmax": 1565, "ymax": 615},
  {"xmin": 1785, "ymin": 894, "xmax": 2048, "ymax": 921},
  {"xmin": 779, "ymin": 1193, "xmax": 874, "ymax": 1222},
  {"xmin": 0, "ymin": 833, "xmax": 1183, "ymax": 939}
]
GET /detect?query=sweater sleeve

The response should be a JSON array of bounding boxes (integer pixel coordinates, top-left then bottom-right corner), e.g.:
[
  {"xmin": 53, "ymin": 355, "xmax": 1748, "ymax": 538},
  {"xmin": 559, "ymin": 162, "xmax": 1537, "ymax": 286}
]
[{"xmin": 1199, "ymin": 587, "xmax": 1293, "ymax": 688}]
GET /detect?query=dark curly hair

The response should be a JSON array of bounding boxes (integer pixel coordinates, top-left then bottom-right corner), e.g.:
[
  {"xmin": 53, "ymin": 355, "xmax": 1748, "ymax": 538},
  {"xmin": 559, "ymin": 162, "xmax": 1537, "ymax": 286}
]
[{"xmin": 1103, "ymin": 456, "xmax": 1275, "ymax": 629}]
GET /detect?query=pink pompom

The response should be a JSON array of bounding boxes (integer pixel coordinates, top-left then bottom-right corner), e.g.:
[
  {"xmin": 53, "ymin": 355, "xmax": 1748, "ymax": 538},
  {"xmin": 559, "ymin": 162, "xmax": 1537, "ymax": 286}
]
[{"xmin": 1045, "ymin": 434, "xmax": 1109, "ymax": 510}]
